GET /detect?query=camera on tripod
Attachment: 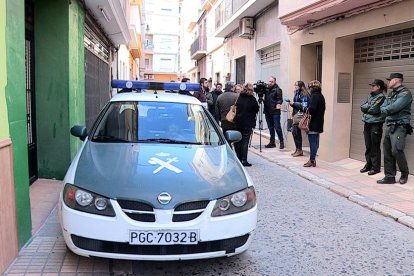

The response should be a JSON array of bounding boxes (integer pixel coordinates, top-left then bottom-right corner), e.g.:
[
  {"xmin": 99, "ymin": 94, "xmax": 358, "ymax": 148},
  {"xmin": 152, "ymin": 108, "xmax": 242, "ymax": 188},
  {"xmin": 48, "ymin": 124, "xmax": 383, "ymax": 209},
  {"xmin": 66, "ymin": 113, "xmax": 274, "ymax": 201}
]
[{"xmin": 253, "ymin": 81, "xmax": 267, "ymax": 102}]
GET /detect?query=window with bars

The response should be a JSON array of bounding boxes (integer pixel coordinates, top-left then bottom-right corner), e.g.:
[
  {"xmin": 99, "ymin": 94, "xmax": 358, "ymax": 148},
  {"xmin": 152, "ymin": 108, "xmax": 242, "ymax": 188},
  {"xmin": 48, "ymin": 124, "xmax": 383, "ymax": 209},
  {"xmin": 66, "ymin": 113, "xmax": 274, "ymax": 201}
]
[
  {"xmin": 260, "ymin": 45, "xmax": 280, "ymax": 65},
  {"xmin": 354, "ymin": 28, "xmax": 414, "ymax": 63}
]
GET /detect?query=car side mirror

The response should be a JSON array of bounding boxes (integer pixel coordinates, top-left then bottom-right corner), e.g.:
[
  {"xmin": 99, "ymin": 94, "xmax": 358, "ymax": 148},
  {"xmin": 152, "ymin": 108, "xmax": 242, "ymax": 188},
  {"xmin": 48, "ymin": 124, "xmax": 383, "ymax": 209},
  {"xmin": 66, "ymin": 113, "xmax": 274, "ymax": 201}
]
[
  {"xmin": 224, "ymin": 130, "xmax": 242, "ymax": 143},
  {"xmin": 70, "ymin": 125, "xmax": 88, "ymax": 141}
]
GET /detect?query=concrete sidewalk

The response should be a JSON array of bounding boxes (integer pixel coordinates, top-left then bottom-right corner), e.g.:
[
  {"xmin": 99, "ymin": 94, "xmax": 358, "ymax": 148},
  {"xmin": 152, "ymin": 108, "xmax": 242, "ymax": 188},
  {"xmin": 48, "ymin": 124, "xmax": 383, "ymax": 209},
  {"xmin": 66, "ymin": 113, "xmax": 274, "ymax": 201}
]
[{"xmin": 249, "ymin": 131, "xmax": 414, "ymax": 229}]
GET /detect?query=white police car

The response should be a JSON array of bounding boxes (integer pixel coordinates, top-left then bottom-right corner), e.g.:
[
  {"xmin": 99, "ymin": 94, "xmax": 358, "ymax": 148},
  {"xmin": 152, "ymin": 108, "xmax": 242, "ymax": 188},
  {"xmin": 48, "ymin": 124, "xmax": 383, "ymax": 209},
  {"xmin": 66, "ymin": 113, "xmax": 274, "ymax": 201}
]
[{"xmin": 59, "ymin": 80, "xmax": 257, "ymax": 260}]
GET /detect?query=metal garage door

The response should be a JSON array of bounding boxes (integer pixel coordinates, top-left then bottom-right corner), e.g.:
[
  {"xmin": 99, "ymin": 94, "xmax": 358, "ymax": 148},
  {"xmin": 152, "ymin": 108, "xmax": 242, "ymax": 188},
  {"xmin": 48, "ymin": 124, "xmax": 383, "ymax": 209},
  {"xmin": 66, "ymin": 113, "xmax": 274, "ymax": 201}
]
[
  {"xmin": 260, "ymin": 44, "xmax": 280, "ymax": 82},
  {"xmin": 84, "ymin": 22, "xmax": 111, "ymax": 130},
  {"xmin": 351, "ymin": 28, "xmax": 414, "ymax": 173}
]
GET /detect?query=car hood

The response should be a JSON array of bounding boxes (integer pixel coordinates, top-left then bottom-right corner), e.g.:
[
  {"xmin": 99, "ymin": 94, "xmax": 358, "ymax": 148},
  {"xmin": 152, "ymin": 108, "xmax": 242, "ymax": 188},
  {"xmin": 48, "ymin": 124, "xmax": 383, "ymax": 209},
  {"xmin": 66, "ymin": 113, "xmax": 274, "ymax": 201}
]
[{"xmin": 73, "ymin": 142, "xmax": 248, "ymax": 209}]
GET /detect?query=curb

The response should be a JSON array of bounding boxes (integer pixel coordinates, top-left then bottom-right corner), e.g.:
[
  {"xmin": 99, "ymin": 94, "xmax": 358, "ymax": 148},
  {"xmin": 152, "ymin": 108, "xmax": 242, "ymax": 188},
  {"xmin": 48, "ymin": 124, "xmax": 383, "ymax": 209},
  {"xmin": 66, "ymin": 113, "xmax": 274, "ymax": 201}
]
[{"xmin": 249, "ymin": 136, "xmax": 414, "ymax": 230}]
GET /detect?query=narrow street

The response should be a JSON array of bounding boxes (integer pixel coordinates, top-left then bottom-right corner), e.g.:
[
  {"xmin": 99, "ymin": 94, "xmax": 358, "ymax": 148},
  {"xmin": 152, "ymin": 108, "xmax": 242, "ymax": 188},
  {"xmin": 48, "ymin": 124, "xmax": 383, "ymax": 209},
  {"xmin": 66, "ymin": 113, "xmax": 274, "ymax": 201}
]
[{"xmin": 6, "ymin": 152, "xmax": 414, "ymax": 275}]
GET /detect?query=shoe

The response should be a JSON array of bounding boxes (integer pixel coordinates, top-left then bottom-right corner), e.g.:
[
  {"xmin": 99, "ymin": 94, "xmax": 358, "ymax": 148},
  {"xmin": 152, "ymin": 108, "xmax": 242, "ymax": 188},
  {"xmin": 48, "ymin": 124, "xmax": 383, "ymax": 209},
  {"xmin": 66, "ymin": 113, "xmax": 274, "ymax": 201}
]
[
  {"xmin": 399, "ymin": 174, "xmax": 408, "ymax": 184},
  {"xmin": 265, "ymin": 143, "xmax": 276, "ymax": 148},
  {"xmin": 292, "ymin": 150, "xmax": 303, "ymax": 157},
  {"xmin": 376, "ymin": 177, "xmax": 396, "ymax": 184},
  {"xmin": 303, "ymin": 160, "xmax": 316, "ymax": 167},
  {"xmin": 360, "ymin": 165, "xmax": 371, "ymax": 173},
  {"xmin": 291, "ymin": 150, "xmax": 298, "ymax": 156},
  {"xmin": 279, "ymin": 143, "xmax": 285, "ymax": 149},
  {"xmin": 242, "ymin": 161, "xmax": 252, "ymax": 167},
  {"xmin": 367, "ymin": 170, "xmax": 380, "ymax": 176}
]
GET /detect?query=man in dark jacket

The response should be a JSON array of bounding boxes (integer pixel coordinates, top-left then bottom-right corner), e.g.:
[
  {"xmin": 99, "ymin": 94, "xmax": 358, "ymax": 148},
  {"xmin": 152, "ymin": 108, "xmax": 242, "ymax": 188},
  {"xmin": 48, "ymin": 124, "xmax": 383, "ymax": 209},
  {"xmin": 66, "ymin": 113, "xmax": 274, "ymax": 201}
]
[
  {"xmin": 377, "ymin": 73, "xmax": 413, "ymax": 185},
  {"xmin": 263, "ymin": 76, "xmax": 284, "ymax": 149},
  {"xmin": 207, "ymin": 83, "xmax": 223, "ymax": 122},
  {"xmin": 216, "ymin": 82, "xmax": 238, "ymax": 135},
  {"xmin": 193, "ymin": 78, "xmax": 210, "ymax": 108}
]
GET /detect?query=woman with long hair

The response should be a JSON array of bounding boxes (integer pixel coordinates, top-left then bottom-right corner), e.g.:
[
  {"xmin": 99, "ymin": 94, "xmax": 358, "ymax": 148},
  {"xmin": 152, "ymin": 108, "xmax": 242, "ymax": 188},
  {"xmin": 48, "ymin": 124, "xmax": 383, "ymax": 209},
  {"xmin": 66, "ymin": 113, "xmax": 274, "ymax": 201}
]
[
  {"xmin": 287, "ymin": 81, "xmax": 310, "ymax": 157},
  {"xmin": 234, "ymin": 83, "xmax": 259, "ymax": 166},
  {"xmin": 304, "ymin": 80, "xmax": 326, "ymax": 167}
]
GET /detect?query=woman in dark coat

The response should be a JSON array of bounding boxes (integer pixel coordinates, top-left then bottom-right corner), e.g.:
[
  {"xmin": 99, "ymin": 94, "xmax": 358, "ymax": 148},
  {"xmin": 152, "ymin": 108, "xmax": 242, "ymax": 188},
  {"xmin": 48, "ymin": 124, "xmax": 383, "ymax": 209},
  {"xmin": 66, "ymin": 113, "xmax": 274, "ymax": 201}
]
[
  {"xmin": 234, "ymin": 83, "xmax": 259, "ymax": 166},
  {"xmin": 288, "ymin": 80, "xmax": 310, "ymax": 157},
  {"xmin": 304, "ymin": 80, "xmax": 326, "ymax": 167}
]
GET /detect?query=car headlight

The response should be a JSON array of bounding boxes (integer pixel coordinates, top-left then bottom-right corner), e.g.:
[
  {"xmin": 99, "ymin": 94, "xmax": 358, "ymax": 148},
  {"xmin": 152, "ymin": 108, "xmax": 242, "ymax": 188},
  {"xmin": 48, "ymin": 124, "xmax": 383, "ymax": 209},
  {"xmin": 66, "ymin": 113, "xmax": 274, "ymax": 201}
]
[
  {"xmin": 63, "ymin": 184, "xmax": 115, "ymax": 217},
  {"xmin": 211, "ymin": 187, "xmax": 256, "ymax": 217}
]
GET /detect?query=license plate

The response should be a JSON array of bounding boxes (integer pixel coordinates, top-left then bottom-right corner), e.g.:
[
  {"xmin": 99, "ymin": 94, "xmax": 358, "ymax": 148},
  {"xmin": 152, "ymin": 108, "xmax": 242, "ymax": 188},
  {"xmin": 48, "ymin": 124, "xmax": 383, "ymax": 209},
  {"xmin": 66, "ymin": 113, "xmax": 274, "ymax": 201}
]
[{"xmin": 129, "ymin": 230, "xmax": 199, "ymax": 245}]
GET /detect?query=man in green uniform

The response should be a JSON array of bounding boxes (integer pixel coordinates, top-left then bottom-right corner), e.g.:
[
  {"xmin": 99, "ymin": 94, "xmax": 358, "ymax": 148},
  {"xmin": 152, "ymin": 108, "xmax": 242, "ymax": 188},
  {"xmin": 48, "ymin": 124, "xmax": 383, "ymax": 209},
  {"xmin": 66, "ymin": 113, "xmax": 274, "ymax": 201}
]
[{"xmin": 377, "ymin": 73, "xmax": 413, "ymax": 185}]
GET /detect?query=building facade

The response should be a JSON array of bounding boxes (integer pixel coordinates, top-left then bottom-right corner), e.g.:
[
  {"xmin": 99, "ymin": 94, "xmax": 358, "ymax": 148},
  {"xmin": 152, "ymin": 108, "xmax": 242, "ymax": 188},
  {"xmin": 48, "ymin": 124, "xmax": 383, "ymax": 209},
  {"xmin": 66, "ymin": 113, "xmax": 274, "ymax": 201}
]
[
  {"xmin": 144, "ymin": 0, "xmax": 180, "ymax": 82},
  {"xmin": 0, "ymin": 0, "xmax": 143, "ymax": 272},
  {"xmin": 280, "ymin": 0, "xmax": 414, "ymax": 170}
]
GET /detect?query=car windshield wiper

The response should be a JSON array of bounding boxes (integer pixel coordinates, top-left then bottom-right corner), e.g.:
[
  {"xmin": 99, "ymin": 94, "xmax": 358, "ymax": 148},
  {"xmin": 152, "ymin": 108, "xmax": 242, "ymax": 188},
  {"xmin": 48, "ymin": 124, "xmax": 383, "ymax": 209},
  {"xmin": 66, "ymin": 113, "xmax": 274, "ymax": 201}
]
[
  {"xmin": 91, "ymin": 135, "xmax": 131, "ymax": 143},
  {"xmin": 137, "ymin": 138, "xmax": 201, "ymax": 145}
]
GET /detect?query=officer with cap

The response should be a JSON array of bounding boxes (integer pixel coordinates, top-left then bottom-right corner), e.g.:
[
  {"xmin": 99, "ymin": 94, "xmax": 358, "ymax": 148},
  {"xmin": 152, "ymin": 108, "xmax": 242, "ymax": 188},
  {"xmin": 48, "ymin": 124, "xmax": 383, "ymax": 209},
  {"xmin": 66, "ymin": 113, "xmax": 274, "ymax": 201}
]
[
  {"xmin": 360, "ymin": 79, "xmax": 386, "ymax": 176},
  {"xmin": 377, "ymin": 73, "xmax": 413, "ymax": 185}
]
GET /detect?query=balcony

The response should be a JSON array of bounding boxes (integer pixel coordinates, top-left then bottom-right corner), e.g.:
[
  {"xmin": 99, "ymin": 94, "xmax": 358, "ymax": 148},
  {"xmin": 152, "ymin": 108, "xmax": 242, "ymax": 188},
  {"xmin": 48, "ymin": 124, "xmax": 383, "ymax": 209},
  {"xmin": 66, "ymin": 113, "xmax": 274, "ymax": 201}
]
[
  {"xmin": 214, "ymin": 0, "xmax": 274, "ymax": 37},
  {"xmin": 190, "ymin": 36, "xmax": 207, "ymax": 60},
  {"xmin": 279, "ymin": 0, "xmax": 393, "ymax": 32},
  {"xmin": 144, "ymin": 42, "xmax": 154, "ymax": 54}
]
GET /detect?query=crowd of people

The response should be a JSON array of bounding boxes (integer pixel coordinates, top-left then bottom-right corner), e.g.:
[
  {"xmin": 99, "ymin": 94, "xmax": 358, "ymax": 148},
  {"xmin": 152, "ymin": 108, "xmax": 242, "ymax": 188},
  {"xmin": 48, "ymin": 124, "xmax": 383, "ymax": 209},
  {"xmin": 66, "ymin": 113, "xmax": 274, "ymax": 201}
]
[{"xmin": 176, "ymin": 72, "xmax": 412, "ymax": 181}]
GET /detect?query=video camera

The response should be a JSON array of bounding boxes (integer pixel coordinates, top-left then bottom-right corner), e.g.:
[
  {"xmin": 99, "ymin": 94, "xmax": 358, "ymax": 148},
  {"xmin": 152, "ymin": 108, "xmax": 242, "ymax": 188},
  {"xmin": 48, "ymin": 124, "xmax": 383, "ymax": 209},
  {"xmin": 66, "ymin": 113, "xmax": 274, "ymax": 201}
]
[{"xmin": 253, "ymin": 81, "xmax": 267, "ymax": 99}]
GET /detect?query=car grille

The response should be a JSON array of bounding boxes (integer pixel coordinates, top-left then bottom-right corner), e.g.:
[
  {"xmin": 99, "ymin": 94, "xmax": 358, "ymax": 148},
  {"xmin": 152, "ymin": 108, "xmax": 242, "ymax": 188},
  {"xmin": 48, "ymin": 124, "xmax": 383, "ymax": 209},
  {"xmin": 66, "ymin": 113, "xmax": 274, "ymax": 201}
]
[
  {"xmin": 173, "ymin": 200, "xmax": 210, "ymax": 222},
  {"xmin": 117, "ymin": 200, "xmax": 155, "ymax": 222},
  {"xmin": 117, "ymin": 200, "xmax": 210, "ymax": 223},
  {"xmin": 71, "ymin": 234, "xmax": 249, "ymax": 255}
]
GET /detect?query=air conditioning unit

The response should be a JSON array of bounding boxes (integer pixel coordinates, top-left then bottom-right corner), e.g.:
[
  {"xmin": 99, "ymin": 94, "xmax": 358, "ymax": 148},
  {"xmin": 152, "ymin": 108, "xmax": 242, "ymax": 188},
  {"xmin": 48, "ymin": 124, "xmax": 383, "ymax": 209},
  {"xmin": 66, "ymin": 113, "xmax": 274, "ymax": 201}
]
[{"xmin": 239, "ymin": 17, "xmax": 254, "ymax": 38}]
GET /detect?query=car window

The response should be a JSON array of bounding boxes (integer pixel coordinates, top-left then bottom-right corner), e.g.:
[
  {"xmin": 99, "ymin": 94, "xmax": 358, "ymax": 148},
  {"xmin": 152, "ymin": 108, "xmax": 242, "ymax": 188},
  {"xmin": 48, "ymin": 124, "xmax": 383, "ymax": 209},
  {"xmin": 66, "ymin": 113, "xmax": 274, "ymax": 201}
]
[{"xmin": 91, "ymin": 101, "xmax": 222, "ymax": 145}]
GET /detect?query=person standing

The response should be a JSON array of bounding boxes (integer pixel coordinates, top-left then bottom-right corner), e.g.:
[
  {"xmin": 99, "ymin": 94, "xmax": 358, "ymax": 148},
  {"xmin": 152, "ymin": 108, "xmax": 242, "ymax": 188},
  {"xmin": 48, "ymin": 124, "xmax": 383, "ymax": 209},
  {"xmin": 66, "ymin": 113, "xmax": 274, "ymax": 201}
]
[
  {"xmin": 178, "ymin": 77, "xmax": 192, "ymax": 96},
  {"xmin": 234, "ymin": 83, "xmax": 259, "ymax": 167},
  {"xmin": 359, "ymin": 79, "xmax": 386, "ymax": 176},
  {"xmin": 216, "ymin": 81, "xmax": 238, "ymax": 135},
  {"xmin": 377, "ymin": 73, "xmax": 413, "ymax": 185},
  {"xmin": 193, "ymin": 78, "xmax": 210, "ymax": 108},
  {"xmin": 207, "ymin": 83, "xmax": 223, "ymax": 122},
  {"xmin": 286, "ymin": 81, "xmax": 310, "ymax": 157},
  {"xmin": 303, "ymin": 80, "xmax": 326, "ymax": 167},
  {"xmin": 263, "ymin": 76, "xmax": 284, "ymax": 149}
]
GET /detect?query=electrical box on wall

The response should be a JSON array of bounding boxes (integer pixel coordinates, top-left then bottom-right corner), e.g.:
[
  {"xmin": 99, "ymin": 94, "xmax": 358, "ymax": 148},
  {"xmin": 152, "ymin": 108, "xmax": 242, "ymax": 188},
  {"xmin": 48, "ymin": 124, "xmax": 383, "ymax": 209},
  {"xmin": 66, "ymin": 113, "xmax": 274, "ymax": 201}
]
[{"xmin": 239, "ymin": 17, "xmax": 254, "ymax": 38}]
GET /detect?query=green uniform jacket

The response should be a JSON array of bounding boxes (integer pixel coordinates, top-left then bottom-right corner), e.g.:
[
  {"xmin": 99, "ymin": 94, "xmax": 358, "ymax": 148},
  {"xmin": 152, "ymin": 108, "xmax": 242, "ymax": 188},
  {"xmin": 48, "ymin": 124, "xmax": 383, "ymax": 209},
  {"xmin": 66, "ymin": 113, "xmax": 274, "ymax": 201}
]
[
  {"xmin": 360, "ymin": 91, "xmax": 385, "ymax": 124},
  {"xmin": 380, "ymin": 85, "xmax": 412, "ymax": 125}
]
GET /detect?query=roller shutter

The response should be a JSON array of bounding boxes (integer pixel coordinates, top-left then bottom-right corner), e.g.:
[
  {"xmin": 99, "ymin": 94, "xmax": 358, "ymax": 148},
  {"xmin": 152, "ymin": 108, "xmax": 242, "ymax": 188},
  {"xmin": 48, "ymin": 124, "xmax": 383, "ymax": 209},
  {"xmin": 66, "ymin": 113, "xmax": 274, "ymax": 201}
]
[
  {"xmin": 84, "ymin": 16, "xmax": 111, "ymax": 130},
  {"xmin": 351, "ymin": 28, "xmax": 414, "ymax": 172}
]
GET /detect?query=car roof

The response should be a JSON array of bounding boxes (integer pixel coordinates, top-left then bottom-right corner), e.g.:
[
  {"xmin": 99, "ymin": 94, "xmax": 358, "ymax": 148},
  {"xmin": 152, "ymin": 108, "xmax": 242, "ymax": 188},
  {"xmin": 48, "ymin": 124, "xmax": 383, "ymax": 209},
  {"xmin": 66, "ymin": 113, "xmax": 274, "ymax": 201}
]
[{"xmin": 110, "ymin": 91, "xmax": 202, "ymax": 105}]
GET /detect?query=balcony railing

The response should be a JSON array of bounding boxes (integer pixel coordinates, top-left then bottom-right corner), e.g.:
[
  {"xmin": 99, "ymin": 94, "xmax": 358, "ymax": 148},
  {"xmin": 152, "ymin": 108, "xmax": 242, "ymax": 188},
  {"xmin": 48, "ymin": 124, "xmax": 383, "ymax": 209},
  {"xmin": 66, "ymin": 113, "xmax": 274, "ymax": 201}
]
[
  {"xmin": 215, "ymin": 0, "xmax": 249, "ymax": 31},
  {"xmin": 190, "ymin": 35, "xmax": 207, "ymax": 60}
]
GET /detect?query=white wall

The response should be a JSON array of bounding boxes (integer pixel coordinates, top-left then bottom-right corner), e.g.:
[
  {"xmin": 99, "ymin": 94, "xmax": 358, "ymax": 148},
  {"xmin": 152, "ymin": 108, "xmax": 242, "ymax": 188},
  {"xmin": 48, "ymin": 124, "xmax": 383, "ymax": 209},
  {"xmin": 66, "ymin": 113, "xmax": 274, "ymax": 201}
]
[{"xmin": 279, "ymin": 0, "xmax": 322, "ymax": 18}]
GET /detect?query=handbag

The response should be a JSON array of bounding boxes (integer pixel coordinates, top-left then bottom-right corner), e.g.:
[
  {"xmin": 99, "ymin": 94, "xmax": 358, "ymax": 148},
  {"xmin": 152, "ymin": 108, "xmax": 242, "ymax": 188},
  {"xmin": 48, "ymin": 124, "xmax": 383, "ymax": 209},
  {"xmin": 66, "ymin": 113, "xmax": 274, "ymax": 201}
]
[
  {"xmin": 225, "ymin": 96, "xmax": 239, "ymax": 123},
  {"xmin": 293, "ymin": 111, "xmax": 303, "ymax": 125},
  {"xmin": 298, "ymin": 110, "xmax": 311, "ymax": 132}
]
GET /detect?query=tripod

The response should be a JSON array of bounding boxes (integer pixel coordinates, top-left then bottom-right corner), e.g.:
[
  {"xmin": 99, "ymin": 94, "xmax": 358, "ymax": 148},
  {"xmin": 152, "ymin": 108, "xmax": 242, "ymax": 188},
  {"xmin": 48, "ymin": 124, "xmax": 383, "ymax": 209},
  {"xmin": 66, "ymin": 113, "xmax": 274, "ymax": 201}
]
[{"xmin": 249, "ymin": 96, "xmax": 265, "ymax": 152}]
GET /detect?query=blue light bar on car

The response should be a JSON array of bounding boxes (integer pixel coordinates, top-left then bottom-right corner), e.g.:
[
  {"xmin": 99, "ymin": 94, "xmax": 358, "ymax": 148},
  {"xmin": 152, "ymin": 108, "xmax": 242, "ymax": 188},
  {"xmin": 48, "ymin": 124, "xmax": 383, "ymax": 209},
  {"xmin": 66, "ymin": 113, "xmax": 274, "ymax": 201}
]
[{"xmin": 111, "ymin": 80, "xmax": 200, "ymax": 91}]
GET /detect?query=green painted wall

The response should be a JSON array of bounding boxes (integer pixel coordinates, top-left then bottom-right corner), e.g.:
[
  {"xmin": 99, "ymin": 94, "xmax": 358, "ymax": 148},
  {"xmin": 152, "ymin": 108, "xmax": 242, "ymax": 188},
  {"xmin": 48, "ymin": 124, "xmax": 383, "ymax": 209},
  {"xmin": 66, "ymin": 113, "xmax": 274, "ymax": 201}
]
[
  {"xmin": 5, "ymin": 0, "xmax": 32, "ymax": 247},
  {"xmin": 68, "ymin": 0, "xmax": 86, "ymax": 158},
  {"xmin": 0, "ymin": 0, "xmax": 9, "ymax": 139},
  {"xmin": 35, "ymin": 0, "xmax": 85, "ymax": 178}
]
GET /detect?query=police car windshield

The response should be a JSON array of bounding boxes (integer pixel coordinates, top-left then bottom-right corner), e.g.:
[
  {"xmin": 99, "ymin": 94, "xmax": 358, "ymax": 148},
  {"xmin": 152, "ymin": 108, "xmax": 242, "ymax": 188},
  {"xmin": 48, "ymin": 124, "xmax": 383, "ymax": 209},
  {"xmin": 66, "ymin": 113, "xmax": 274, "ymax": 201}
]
[{"xmin": 91, "ymin": 101, "xmax": 223, "ymax": 145}]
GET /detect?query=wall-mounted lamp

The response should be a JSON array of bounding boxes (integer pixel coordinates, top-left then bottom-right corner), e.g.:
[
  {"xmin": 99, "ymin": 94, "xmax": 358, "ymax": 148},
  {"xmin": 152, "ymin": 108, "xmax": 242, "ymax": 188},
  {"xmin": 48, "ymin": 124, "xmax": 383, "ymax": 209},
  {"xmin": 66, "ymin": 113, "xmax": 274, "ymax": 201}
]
[{"xmin": 99, "ymin": 6, "xmax": 111, "ymax": 22}]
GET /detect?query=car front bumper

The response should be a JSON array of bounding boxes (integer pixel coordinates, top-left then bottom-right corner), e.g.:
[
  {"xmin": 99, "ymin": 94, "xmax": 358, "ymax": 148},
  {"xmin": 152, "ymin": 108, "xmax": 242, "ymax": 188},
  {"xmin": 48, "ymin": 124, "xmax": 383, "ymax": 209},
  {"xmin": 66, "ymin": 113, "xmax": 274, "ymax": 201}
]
[{"xmin": 59, "ymin": 198, "xmax": 257, "ymax": 260}]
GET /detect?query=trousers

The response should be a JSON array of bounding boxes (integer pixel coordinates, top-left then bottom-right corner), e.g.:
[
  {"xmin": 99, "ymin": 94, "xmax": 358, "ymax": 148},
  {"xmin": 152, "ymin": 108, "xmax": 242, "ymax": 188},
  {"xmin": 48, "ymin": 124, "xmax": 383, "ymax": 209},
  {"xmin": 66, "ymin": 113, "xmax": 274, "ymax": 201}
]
[
  {"xmin": 383, "ymin": 125, "xmax": 409, "ymax": 178},
  {"xmin": 363, "ymin": 122, "xmax": 383, "ymax": 171}
]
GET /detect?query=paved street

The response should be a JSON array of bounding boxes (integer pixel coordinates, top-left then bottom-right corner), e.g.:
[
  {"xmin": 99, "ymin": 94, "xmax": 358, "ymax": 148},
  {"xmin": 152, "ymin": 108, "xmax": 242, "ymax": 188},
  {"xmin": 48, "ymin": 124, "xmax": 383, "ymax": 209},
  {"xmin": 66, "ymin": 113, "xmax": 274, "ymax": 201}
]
[{"xmin": 5, "ymin": 143, "xmax": 414, "ymax": 275}]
